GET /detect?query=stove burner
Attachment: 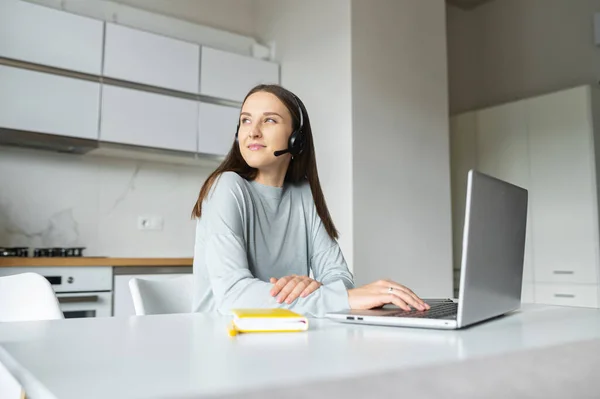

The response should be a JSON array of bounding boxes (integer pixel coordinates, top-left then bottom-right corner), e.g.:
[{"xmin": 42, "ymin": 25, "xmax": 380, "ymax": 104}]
[
  {"xmin": 33, "ymin": 247, "xmax": 86, "ymax": 257},
  {"xmin": 0, "ymin": 247, "xmax": 28, "ymax": 257}
]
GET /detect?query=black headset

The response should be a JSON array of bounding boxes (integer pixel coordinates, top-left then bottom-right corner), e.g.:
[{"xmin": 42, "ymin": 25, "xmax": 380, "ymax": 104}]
[{"xmin": 235, "ymin": 95, "xmax": 305, "ymax": 157}]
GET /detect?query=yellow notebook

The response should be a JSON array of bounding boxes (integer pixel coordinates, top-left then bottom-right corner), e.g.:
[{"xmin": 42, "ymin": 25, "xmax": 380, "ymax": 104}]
[{"xmin": 229, "ymin": 309, "xmax": 309, "ymax": 335}]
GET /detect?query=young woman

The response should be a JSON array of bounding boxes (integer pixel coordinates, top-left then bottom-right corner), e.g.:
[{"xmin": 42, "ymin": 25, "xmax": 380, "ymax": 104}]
[{"xmin": 191, "ymin": 84, "xmax": 429, "ymax": 317}]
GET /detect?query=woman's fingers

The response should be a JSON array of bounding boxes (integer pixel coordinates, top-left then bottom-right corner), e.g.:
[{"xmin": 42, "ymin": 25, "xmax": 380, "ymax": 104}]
[
  {"xmin": 270, "ymin": 275, "xmax": 293, "ymax": 297},
  {"xmin": 271, "ymin": 276, "xmax": 323, "ymax": 303},
  {"xmin": 301, "ymin": 280, "xmax": 321, "ymax": 298},
  {"xmin": 276, "ymin": 277, "xmax": 303, "ymax": 303},
  {"xmin": 388, "ymin": 294, "xmax": 411, "ymax": 312},
  {"xmin": 389, "ymin": 289, "xmax": 425, "ymax": 311},
  {"xmin": 381, "ymin": 280, "xmax": 429, "ymax": 310},
  {"xmin": 283, "ymin": 279, "xmax": 314, "ymax": 304}
]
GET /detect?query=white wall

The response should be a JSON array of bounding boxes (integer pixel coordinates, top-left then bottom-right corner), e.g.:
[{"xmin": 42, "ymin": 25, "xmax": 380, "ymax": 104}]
[
  {"xmin": 254, "ymin": 0, "xmax": 354, "ymax": 271},
  {"xmin": 352, "ymin": 0, "xmax": 453, "ymax": 297},
  {"xmin": 448, "ymin": 0, "xmax": 600, "ymax": 114},
  {"xmin": 0, "ymin": 147, "xmax": 208, "ymax": 257}
]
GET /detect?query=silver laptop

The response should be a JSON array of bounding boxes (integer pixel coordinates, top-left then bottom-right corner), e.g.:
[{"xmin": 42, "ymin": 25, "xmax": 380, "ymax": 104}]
[{"xmin": 326, "ymin": 169, "xmax": 528, "ymax": 330}]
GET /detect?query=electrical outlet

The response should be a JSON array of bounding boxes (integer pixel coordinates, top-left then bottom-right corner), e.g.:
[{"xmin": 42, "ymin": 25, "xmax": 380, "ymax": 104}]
[{"xmin": 137, "ymin": 215, "xmax": 164, "ymax": 231}]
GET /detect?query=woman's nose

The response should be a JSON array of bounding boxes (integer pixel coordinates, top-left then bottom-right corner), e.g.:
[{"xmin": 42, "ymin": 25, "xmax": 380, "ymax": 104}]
[{"xmin": 249, "ymin": 124, "xmax": 262, "ymax": 138}]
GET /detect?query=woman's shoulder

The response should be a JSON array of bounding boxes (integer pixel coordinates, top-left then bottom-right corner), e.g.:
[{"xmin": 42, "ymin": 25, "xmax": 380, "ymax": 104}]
[
  {"xmin": 207, "ymin": 172, "xmax": 250, "ymax": 201},
  {"xmin": 289, "ymin": 179, "xmax": 314, "ymax": 205}
]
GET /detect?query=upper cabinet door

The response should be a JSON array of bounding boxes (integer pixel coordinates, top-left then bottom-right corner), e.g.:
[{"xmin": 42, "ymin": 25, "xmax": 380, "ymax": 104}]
[
  {"xmin": 104, "ymin": 23, "xmax": 200, "ymax": 93},
  {"xmin": 198, "ymin": 102, "xmax": 239, "ymax": 156},
  {"xmin": 100, "ymin": 85, "xmax": 198, "ymax": 152},
  {"xmin": 0, "ymin": 65, "xmax": 100, "ymax": 139},
  {"xmin": 0, "ymin": 0, "xmax": 103, "ymax": 74},
  {"xmin": 200, "ymin": 47, "xmax": 279, "ymax": 102}
]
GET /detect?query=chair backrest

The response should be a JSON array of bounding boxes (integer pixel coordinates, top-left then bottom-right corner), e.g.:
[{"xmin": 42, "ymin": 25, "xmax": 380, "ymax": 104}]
[
  {"xmin": 0, "ymin": 273, "xmax": 63, "ymax": 322},
  {"xmin": 128, "ymin": 274, "xmax": 194, "ymax": 316},
  {"xmin": 0, "ymin": 361, "xmax": 24, "ymax": 399}
]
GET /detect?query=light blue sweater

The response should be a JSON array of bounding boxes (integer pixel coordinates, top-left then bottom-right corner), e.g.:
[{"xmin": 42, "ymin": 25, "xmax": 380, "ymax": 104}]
[{"xmin": 192, "ymin": 171, "xmax": 354, "ymax": 317}]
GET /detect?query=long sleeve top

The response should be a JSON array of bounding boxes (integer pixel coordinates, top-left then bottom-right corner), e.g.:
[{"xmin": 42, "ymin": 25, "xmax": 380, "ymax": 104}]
[{"xmin": 192, "ymin": 171, "xmax": 354, "ymax": 317}]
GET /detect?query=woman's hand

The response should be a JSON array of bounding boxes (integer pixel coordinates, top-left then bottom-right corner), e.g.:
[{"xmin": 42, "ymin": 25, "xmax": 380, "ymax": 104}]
[
  {"xmin": 348, "ymin": 280, "xmax": 430, "ymax": 311},
  {"xmin": 269, "ymin": 275, "xmax": 322, "ymax": 304}
]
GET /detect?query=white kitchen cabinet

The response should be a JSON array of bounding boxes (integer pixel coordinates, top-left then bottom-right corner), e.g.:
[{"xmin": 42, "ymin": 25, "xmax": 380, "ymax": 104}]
[
  {"xmin": 198, "ymin": 102, "xmax": 239, "ymax": 156},
  {"xmin": 527, "ymin": 87, "xmax": 599, "ymax": 285},
  {"xmin": 100, "ymin": 85, "xmax": 198, "ymax": 152},
  {"xmin": 449, "ymin": 85, "xmax": 600, "ymax": 308},
  {"xmin": 113, "ymin": 273, "xmax": 188, "ymax": 317},
  {"xmin": 0, "ymin": 0, "xmax": 103, "ymax": 74},
  {"xmin": 103, "ymin": 23, "xmax": 200, "ymax": 93},
  {"xmin": 0, "ymin": 65, "xmax": 100, "ymax": 139},
  {"xmin": 200, "ymin": 46, "xmax": 279, "ymax": 102}
]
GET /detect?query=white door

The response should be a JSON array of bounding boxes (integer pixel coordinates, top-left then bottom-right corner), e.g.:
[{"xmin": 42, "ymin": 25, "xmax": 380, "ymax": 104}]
[
  {"xmin": 104, "ymin": 23, "xmax": 200, "ymax": 93},
  {"xmin": 200, "ymin": 46, "xmax": 279, "ymax": 102},
  {"xmin": 113, "ymin": 274, "xmax": 188, "ymax": 317},
  {"xmin": 476, "ymin": 101, "xmax": 534, "ymax": 283},
  {"xmin": 198, "ymin": 102, "xmax": 239, "ymax": 156},
  {"xmin": 0, "ymin": 0, "xmax": 103, "ymax": 74},
  {"xmin": 100, "ymin": 85, "xmax": 198, "ymax": 152},
  {"xmin": 527, "ymin": 87, "xmax": 599, "ymax": 285},
  {"xmin": 0, "ymin": 65, "xmax": 100, "ymax": 139}
]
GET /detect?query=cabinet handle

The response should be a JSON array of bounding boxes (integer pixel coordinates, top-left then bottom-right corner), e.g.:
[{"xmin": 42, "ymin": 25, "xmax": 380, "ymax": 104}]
[
  {"xmin": 554, "ymin": 294, "xmax": 575, "ymax": 298},
  {"xmin": 58, "ymin": 295, "xmax": 99, "ymax": 303},
  {"xmin": 553, "ymin": 270, "xmax": 574, "ymax": 275}
]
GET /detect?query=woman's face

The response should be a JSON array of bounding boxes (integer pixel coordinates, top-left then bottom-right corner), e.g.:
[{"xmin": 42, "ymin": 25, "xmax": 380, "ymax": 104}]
[{"xmin": 238, "ymin": 91, "xmax": 293, "ymax": 169}]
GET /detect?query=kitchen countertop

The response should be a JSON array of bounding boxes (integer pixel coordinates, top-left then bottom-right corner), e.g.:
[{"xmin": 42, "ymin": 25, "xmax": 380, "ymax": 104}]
[{"xmin": 0, "ymin": 257, "xmax": 193, "ymax": 267}]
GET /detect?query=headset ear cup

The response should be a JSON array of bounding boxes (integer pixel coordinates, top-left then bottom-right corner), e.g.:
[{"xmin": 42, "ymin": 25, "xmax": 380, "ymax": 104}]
[{"xmin": 288, "ymin": 129, "xmax": 305, "ymax": 156}]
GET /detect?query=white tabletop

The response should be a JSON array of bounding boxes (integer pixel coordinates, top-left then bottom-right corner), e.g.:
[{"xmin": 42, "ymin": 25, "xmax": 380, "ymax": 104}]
[{"xmin": 1, "ymin": 303, "xmax": 600, "ymax": 399}]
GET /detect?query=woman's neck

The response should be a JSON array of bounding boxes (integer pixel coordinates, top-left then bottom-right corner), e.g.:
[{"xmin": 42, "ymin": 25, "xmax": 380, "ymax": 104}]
[{"xmin": 254, "ymin": 167, "xmax": 288, "ymax": 187}]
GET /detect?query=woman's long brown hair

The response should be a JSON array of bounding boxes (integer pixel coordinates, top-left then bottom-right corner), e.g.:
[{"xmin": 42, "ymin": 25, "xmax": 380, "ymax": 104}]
[{"xmin": 191, "ymin": 84, "xmax": 339, "ymax": 240}]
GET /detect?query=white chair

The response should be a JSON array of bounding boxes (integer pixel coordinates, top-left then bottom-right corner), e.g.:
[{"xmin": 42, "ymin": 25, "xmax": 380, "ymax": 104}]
[
  {"xmin": 0, "ymin": 361, "xmax": 25, "ymax": 399},
  {"xmin": 0, "ymin": 273, "xmax": 63, "ymax": 322},
  {"xmin": 128, "ymin": 274, "xmax": 194, "ymax": 316}
]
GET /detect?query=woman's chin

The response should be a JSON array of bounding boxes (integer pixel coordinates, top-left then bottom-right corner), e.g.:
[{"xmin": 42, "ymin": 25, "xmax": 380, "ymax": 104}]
[{"xmin": 243, "ymin": 152, "xmax": 273, "ymax": 169}]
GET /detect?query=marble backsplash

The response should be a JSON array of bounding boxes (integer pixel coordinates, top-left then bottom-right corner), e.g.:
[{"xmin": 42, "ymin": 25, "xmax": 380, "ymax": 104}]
[{"xmin": 0, "ymin": 147, "xmax": 211, "ymax": 257}]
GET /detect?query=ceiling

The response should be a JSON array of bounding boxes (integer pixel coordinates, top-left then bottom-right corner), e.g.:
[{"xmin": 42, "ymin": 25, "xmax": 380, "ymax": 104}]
[{"xmin": 446, "ymin": 0, "xmax": 496, "ymax": 10}]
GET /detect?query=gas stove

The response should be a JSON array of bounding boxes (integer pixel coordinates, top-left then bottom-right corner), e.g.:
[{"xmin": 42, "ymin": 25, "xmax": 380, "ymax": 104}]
[{"xmin": 0, "ymin": 247, "xmax": 86, "ymax": 257}]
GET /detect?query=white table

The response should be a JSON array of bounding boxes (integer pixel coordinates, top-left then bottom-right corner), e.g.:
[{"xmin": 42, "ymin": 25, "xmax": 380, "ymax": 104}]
[{"xmin": 1, "ymin": 304, "xmax": 600, "ymax": 399}]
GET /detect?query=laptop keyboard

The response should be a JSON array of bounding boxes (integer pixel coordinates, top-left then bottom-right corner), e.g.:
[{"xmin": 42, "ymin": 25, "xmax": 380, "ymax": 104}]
[{"xmin": 387, "ymin": 302, "xmax": 458, "ymax": 319}]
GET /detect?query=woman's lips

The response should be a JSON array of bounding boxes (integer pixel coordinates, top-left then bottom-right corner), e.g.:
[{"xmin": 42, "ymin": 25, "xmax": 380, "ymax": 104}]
[{"xmin": 248, "ymin": 144, "xmax": 265, "ymax": 151}]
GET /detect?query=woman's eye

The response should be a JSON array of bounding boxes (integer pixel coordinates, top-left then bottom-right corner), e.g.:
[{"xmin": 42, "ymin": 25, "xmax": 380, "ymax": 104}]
[
  {"xmin": 241, "ymin": 118, "xmax": 250, "ymax": 124},
  {"xmin": 265, "ymin": 118, "xmax": 276, "ymax": 123}
]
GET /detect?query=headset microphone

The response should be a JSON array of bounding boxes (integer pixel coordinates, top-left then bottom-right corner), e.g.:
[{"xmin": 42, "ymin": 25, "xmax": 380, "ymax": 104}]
[{"xmin": 273, "ymin": 149, "xmax": 290, "ymax": 157}]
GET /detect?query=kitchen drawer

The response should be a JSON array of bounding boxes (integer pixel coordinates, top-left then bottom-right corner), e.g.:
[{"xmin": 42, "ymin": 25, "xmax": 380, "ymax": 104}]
[
  {"xmin": 534, "ymin": 262, "xmax": 598, "ymax": 285},
  {"xmin": 534, "ymin": 283, "xmax": 599, "ymax": 308}
]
